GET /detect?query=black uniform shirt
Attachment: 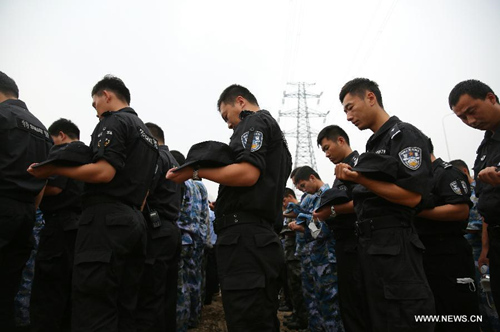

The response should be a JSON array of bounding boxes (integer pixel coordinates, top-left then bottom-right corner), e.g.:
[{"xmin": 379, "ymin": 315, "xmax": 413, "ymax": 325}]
[
  {"xmin": 352, "ymin": 116, "xmax": 432, "ymax": 221},
  {"xmin": 0, "ymin": 99, "xmax": 52, "ymax": 202},
  {"xmin": 215, "ymin": 110, "xmax": 292, "ymax": 224},
  {"xmin": 415, "ymin": 158, "xmax": 472, "ymax": 235},
  {"xmin": 39, "ymin": 175, "xmax": 84, "ymax": 214},
  {"xmin": 474, "ymin": 127, "xmax": 500, "ymax": 224},
  {"xmin": 328, "ymin": 150, "xmax": 359, "ymax": 230},
  {"xmin": 84, "ymin": 107, "xmax": 159, "ymax": 208},
  {"xmin": 147, "ymin": 145, "xmax": 182, "ymax": 221}
]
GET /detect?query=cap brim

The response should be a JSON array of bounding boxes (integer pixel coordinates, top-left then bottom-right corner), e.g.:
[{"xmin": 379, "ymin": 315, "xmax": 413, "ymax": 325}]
[
  {"xmin": 31, "ymin": 158, "xmax": 58, "ymax": 168},
  {"xmin": 172, "ymin": 160, "xmax": 199, "ymax": 172},
  {"xmin": 173, "ymin": 159, "xmax": 234, "ymax": 172},
  {"xmin": 316, "ymin": 196, "xmax": 350, "ymax": 212},
  {"xmin": 352, "ymin": 167, "xmax": 396, "ymax": 182}
]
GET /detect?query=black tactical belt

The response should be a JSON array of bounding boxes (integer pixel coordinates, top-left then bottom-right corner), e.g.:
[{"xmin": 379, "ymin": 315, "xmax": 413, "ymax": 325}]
[
  {"xmin": 355, "ymin": 216, "xmax": 411, "ymax": 237},
  {"xmin": 215, "ymin": 211, "xmax": 271, "ymax": 233}
]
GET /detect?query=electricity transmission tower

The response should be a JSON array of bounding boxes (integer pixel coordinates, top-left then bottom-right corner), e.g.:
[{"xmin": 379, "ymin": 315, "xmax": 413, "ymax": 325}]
[{"xmin": 279, "ymin": 82, "xmax": 329, "ymax": 170}]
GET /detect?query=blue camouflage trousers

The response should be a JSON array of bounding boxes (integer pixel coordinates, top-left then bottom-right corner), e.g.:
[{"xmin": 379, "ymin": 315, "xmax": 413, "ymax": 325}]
[
  {"xmin": 300, "ymin": 242, "xmax": 323, "ymax": 331},
  {"xmin": 310, "ymin": 238, "xmax": 344, "ymax": 332},
  {"xmin": 176, "ymin": 233, "xmax": 193, "ymax": 332}
]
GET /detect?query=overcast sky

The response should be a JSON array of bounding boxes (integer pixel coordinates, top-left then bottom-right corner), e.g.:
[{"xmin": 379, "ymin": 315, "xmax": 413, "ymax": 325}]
[{"xmin": 2, "ymin": 0, "xmax": 499, "ymax": 200}]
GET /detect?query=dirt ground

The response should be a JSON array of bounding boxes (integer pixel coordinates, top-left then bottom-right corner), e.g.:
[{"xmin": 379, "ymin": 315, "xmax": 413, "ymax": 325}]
[{"xmin": 189, "ymin": 294, "xmax": 296, "ymax": 332}]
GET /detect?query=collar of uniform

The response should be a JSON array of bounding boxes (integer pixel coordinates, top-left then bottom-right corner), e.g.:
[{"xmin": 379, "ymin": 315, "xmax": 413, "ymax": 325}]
[
  {"xmin": 343, "ymin": 150, "xmax": 359, "ymax": 166},
  {"xmin": 117, "ymin": 107, "xmax": 137, "ymax": 116},
  {"xmin": 239, "ymin": 110, "xmax": 253, "ymax": 120},
  {"xmin": 1, "ymin": 98, "xmax": 28, "ymax": 110},
  {"xmin": 486, "ymin": 125, "xmax": 500, "ymax": 142},
  {"xmin": 366, "ymin": 116, "xmax": 401, "ymax": 148},
  {"xmin": 432, "ymin": 157, "xmax": 451, "ymax": 171},
  {"xmin": 101, "ymin": 107, "xmax": 137, "ymax": 118},
  {"xmin": 316, "ymin": 183, "xmax": 330, "ymax": 197}
]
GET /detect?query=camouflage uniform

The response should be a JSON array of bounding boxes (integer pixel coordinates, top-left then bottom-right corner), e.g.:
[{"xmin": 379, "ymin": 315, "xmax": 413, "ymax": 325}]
[
  {"xmin": 189, "ymin": 180, "xmax": 209, "ymax": 328},
  {"xmin": 176, "ymin": 180, "xmax": 198, "ymax": 332},
  {"xmin": 297, "ymin": 184, "xmax": 344, "ymax": 332},
  {"xmin": 14, "ymin": 209, "xmax": 44, "ymax": 327}
]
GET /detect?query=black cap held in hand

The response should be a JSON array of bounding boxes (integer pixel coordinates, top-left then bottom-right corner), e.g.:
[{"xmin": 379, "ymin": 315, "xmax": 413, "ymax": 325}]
[
  {"xmin": 351, "ymin": 152, "xmax": 399, "ymax": 182},
  {"xmin": 32, "ymin": 141, "xmax": 93, "ymax": 168},
  {"xmin": 174, "ymin": 141, "xmax": 235, "ymax": 172},
  {"xmin": 315, "ymin": 188, "xmax": 350, "ymax": 212}
]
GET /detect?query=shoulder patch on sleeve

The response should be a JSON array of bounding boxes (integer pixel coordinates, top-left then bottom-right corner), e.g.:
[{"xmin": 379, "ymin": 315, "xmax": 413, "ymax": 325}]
[
  {"xmin": 460, "ymin": 180, "xmax": 469, "ymax": 194},
  {"xmin": 398, "ymin": 147, "xmax": 422, "ymax": 170},
  {"xmin": 450, "ymin": 180, "xmax": 463, "ymax": 195},
  {"xmin": 241, "ymin": 130, "xmax": 264, "ymax": 152}
]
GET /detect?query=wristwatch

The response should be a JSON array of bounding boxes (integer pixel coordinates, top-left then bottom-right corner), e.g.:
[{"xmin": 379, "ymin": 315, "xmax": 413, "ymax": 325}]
[
  {"xmin": 192, "ymin": 169, "xmax": 201, "ymax": 181},
  {"xmin": 329, "ymin": 205, "xmax": 337, "ymax": 219}
]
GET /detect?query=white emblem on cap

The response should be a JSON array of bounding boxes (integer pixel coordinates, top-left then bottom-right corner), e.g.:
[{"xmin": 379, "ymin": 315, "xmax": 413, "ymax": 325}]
[
  {"xmin": 241, "ymin": 131, "xmax": 264, "ymax": 152},
  {"xmin": 398, "ymin": 147, "xmax": 422, "ymax": 170}
]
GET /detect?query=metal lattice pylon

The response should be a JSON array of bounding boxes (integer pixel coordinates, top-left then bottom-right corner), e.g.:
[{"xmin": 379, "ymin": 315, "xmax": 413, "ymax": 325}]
[{"xmin": 278, "ymin": 82, "xmax": 329, "ymax": 170}]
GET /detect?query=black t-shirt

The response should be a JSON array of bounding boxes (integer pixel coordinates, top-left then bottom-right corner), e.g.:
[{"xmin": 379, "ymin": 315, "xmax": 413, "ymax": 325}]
[
  {"xmin": 352, "ymin": 116, "xmax": 432, "ymax": 221},
  {"xmin": 215, "ymin": 110, "xmax": 292, "ymax": 224},
  {"xmin": 474, "ymin": 128, "xmax": 500, "ymax": 224},
  {"xmin": 415, "ymin": 158, "xmax": 472, "ymax": 235},
  {"xmin": 84, "ymin": 107, "xmax": 159, "ymax": 208},
  {"xmin": 0, "ymin": 99, "xmax": 52, "ymax": 202},
  {"xmin": 147, "ymin": 145, "xmax": 182, "ymax": 221},
  {"xmin": 39, "ymin": 175, "xmax": 84, "ymax": 214}
]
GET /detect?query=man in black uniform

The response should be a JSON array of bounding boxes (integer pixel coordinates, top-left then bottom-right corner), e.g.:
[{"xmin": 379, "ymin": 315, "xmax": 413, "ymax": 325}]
[
  {"xmin": 136, "ymin": 122, "xmax": 182, "ymax": 332},
  {"xmin": 415, "ymin": 139, "xmax": 479, "ymax": 331},
  {"xmin": 0, "ymin": 71, "xmax": 52, "ymax": 332},
  {"xmin": 449, "ymin": 79, "xmax": 500, "ymax": 317},
  {"xmin": 28, "ymin": 75, "xmax": 159, "ymax": 332},
  {"xmin": 167, "ymin": 84, "xmax": 292, "ymax": 332},
  {"xmin": 30, "ymin": 118, "xmax": 84, "ymax": 332},
  {"xmin": 313, "ymin": 125, "xmax": 367, "ymax": 331},
  {"xmin": 335, "ymin": 78, "xmax": 435, "ymax": 331}
]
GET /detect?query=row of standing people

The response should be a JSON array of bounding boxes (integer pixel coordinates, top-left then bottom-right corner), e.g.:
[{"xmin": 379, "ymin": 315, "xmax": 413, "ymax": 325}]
[
  {"xmin": 280, "ymin": 78, "xmax": 500, "ymax": 331},
  {"xmin": 0, "ymin": 71, "xmax": 214, "ymax": 331}
]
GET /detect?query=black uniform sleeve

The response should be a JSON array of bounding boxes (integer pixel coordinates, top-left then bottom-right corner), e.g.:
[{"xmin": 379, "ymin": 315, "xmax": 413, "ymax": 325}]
[
  {"xmin": 229, "ymin": 114, "xmax": 270, "ymax": 172},
  {"xmin": 390, "ymin": 127, "xmax": 431, "ymax": 195},
  {"xmin": 92, "ymin": 115, "xmax": 129, "ymax": 171},
  {"xmin": 435, "ymin": 168, "xmax": 473, "ymax": 208}
]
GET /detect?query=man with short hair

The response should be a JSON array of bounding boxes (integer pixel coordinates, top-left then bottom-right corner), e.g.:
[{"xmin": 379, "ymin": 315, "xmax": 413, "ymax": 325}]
[
  {"xmin": 449, "ymin": 79, "xmax": 500, "ymax": 317},
  {"xmin": 415, "ymin": 140, "xmax": 479, "ymax": 331},
  {"xmin": 28, "ymin": 75, "xmax": 159, "ymax": 332},
  {"xmin": 135, "ymin": 122, "xmax": 182, "ymax": 332},
  {"xmin": 451, "ymin": 158, "xmax": 500, "ymax": 331},
  {"xmin": 167, "ymin": 84, "xmax": 291, "ymax": 331},
  {"xmin": 292, "ymin": 166, "xmax": 343, "ymax": 331},
  {"xmin": 313, "ymin": 125, "xmax": 366, "ymax": 331},
  {"xmin": 30, "ymin": 118, "xmax": 84, "ymax": 332},
  {"xmin": 0, "ymin": 71, "xmax": 52, "ymax": 331},
  {"xmin": 336, "ymin": 78, "xmax": 435, "ymax": 330}
]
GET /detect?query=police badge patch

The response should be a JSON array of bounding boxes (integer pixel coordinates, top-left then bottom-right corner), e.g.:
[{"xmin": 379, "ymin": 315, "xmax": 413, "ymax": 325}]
[
  {"xmin": 241, "ymin": 131, "xmax": 264, "ymax": 152},
  {"xmin": 450, "ymin": 181, "xmax": 463, "ymax": 195},
  {"xmin": 398, "ymin": 147, "xmax": 422, "ymax": 170}
]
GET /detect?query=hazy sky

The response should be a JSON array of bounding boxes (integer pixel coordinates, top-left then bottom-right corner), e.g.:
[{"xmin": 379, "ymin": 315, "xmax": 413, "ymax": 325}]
[{"xmin": 2, "ymin": 0, "xmax": 499, "ymax": 199}]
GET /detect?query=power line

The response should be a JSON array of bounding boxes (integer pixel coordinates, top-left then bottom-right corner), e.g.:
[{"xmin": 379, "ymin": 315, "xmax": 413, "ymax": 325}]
[{"xmin": 279, "ymin": 82, "xmax": 329, "ymax": 170}]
